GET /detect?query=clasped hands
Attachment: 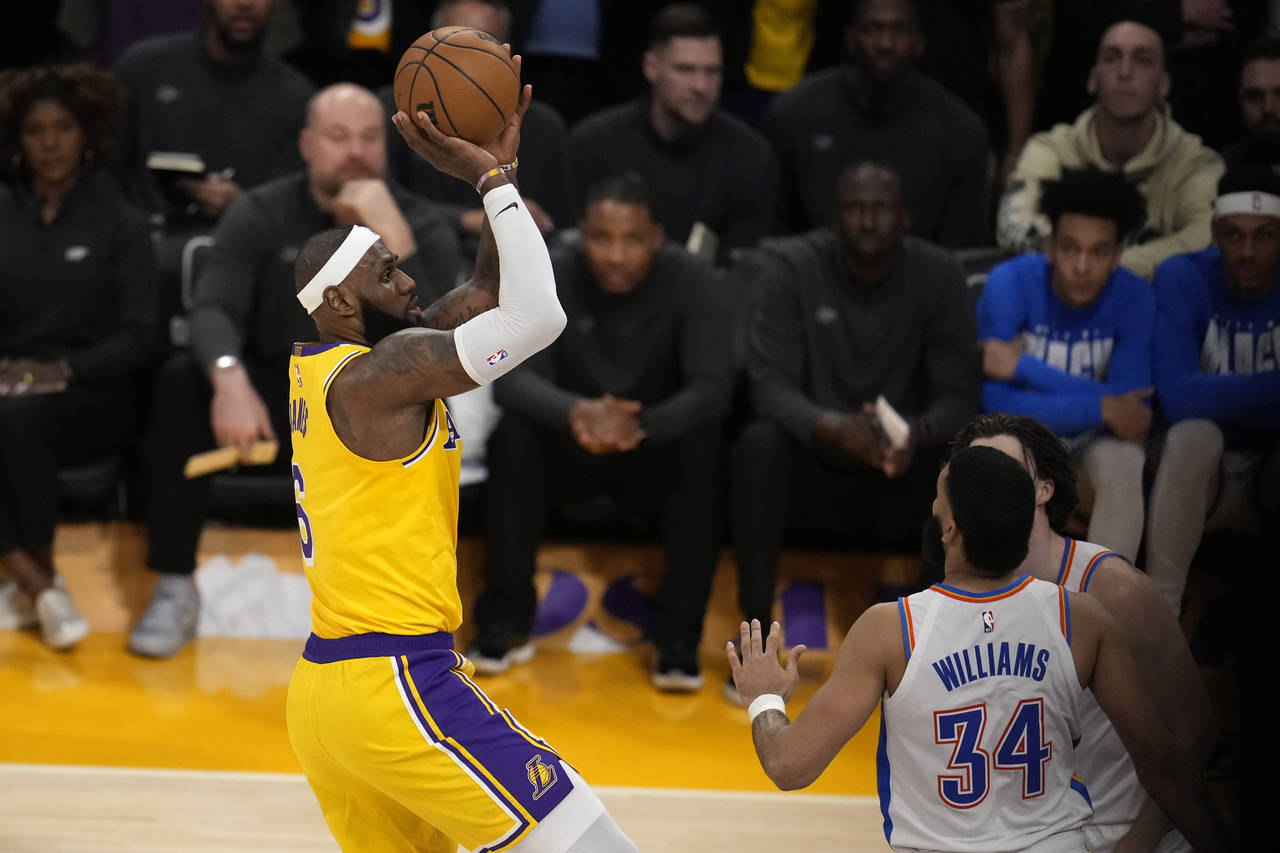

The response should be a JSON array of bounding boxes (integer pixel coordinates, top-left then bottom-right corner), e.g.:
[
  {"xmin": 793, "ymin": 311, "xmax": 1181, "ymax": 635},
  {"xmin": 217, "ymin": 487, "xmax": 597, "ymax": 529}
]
[{"xmin": 568, "ymin": 394, "xmax": 644, "ymax": 455}]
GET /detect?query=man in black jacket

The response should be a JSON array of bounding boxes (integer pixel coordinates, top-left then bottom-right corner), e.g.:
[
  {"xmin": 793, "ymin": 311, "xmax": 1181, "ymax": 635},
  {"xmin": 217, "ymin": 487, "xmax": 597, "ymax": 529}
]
[
  {"xmin": 468, "ymin": 174, "xmax": 732, "ymax": 692},
  {"xmin": 729, "ymin": 161, "xmax": 979, "ymax": 690},
  {"xmin": 764, "ymin": 0, "xmax": 989, "ymax": 245},
  {"xmin": 567, "ymin": 4, "xmax": 778, "ymax": 263},
  {"xmin": 130, "ymin": 83, "xmax": 460, "ymax": 659}
]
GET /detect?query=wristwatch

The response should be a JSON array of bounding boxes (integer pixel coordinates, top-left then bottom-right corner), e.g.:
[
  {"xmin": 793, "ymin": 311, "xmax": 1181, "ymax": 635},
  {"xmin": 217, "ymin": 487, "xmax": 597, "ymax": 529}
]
[{"xmin": 212, "ymin": 354, "xmax": 240, "ymax": 371}]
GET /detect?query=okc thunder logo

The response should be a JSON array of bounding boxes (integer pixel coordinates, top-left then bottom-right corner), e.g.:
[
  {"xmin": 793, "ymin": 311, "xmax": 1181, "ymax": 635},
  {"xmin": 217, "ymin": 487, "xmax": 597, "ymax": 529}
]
[
  {"xmin": 526, "ymin": 754, "xmax": 558, "ymax": 800},
  {"xmin": 982, "ymin": 610, "xmax": 995, "ymax": 633},
  {"xmin": 486, "ymin": 349, "xmax": 509, "ymax": 366}
]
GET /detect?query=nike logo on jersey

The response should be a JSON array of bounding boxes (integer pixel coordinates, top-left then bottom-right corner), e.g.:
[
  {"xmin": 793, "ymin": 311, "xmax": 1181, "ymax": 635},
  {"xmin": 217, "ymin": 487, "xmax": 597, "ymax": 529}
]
[{"xmin": 496, "ymin": 201, "xmax": 519, "ymax": 218}]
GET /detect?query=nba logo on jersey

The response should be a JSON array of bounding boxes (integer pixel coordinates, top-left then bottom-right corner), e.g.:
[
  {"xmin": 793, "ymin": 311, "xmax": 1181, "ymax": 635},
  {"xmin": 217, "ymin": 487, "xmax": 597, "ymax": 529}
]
[
  {"xmin": 486, "ymin": 349, "xmax": 509, "ymax": 366},
  {"xmin": 294, "ymin": 365, "xmax": 303, "ymax": 387},
  {"xmin": 526, "ymin": 754, "xmax": 558, "ymax": 800},
  {"xmin": 982, "ymin": 610, "xmax": 995, "ymax": 633}
]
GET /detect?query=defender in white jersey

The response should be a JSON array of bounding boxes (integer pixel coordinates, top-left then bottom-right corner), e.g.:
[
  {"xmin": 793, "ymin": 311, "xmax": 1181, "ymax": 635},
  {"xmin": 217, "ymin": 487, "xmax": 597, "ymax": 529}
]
[
  {"xmin": 728, "ymin": 446, "xmax": 1226, "ymax": 853},
  {"xmin": 954, "ymin": 413, "xmax": 1214, "ymax": 853}
]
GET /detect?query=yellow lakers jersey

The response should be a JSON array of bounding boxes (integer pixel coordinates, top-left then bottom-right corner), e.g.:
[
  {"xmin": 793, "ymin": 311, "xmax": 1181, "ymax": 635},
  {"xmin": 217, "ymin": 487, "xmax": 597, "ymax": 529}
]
[{"xmin": 288, "ymin": 342, "xmax": 463, "ymax": 637}]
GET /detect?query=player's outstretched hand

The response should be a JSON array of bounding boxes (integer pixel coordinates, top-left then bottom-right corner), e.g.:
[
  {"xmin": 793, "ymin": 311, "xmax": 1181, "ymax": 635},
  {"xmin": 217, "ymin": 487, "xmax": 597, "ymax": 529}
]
[{"xmin": 727, "ymin": 619, "xmax": 807, "ymax": 708}]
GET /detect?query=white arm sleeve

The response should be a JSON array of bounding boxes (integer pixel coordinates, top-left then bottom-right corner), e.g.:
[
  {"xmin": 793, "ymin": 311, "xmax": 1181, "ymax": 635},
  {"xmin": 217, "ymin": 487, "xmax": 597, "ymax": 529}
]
[{"xmin": 452, "ymin": 183, "xmax": 566, "ymax": 385}]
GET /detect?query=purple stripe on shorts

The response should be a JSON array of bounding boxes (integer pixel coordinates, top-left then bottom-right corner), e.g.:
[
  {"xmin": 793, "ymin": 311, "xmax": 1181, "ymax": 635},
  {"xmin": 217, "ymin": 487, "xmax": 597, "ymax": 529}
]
[
  {"xmin": 399, "ymin": 649, "xmax": 574, "ymax": 824},
  {"xmin": 302, "ymin": 631, "xmax": 455, "ymax": 663}
]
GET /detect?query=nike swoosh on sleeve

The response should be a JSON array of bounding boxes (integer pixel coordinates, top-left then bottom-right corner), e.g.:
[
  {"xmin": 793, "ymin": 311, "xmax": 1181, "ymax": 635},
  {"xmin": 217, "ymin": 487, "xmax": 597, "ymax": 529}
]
[{"xmin": 495, "ymin": 201, "xmax": 519, "ymax": 217}]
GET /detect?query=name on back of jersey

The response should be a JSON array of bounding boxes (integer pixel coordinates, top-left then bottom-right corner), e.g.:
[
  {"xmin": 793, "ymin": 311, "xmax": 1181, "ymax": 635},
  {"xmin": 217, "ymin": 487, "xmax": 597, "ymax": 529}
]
[{"xmin": 931, "ymin": 641, "xmax": 1051, "ymax": 693}]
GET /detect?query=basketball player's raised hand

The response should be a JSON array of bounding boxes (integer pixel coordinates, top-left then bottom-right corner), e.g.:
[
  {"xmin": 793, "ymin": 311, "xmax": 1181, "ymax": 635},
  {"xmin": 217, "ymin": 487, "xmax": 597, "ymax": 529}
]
[
  {"xmin": 391, "ymin": 49, "xmax": 532, "ymax": 187},
  {"xmin": 727, "ymin": 619, "xmax": 807, "ymax": 707}
]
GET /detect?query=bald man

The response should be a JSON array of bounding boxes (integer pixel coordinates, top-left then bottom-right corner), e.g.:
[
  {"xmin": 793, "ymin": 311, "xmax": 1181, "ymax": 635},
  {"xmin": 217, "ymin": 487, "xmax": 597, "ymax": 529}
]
[{"xmin": 132, "ymin": 83, "xmax": 462, "ymax": 660}]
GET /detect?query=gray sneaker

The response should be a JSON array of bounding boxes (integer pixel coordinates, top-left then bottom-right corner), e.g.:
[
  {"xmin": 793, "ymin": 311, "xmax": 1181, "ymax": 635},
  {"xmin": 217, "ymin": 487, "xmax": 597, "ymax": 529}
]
[
  {"xmin": 35, "ymin": 586, "xmax": 89, "ymax": 651},
  {"xmin": 128, "ymin": 575, "xmax": 199, "ymax": 659}
]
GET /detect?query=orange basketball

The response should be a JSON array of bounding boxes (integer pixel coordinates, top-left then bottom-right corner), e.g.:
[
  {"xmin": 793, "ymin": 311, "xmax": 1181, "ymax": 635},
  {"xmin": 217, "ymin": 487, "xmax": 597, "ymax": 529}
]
[{"xmin": 393, "ymin": 27, "xmax": 520, "ymax": 145}]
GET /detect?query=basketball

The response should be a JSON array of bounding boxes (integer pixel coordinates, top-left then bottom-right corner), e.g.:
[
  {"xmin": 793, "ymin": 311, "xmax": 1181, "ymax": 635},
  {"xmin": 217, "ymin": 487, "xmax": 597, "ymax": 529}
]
[{"xmin": 393, "ymin": 27, "xmax": 520, "ymax": 145}]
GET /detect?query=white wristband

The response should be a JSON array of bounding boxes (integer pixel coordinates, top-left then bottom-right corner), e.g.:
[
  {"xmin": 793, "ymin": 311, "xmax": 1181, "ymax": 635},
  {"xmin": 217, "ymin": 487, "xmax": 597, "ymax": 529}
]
[{"xmin": 748, "ymin": 693, "xmax": 787, "ymax": 723}]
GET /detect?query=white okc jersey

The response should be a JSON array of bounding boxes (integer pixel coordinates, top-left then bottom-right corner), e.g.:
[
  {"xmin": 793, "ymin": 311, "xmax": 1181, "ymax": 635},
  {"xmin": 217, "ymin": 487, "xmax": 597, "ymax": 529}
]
[
  {"xmin": 1057, "ymin": 538, "xmax": 1189, "ymax": 853},
  {"xmin": 879, "ymin": 575, "xmax": 1092, "ymax": 852}
]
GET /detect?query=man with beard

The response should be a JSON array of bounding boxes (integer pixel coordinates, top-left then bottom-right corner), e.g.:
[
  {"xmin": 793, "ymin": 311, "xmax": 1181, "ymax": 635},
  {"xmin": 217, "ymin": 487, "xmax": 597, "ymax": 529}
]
[
  {"xmin": 727, "ymin": 446, "xmax": 1228, "ymax": 853},
  {"xmin": 763, "ymin": 0, "xmax": 989, "ymax": 246},
  {"xmin": 567, "ymin": 3, "xmax": 777, "ymax": 262},
  {"xmin": 129, "ymin": 83, "xmax": 459, "ymax": 659},
  {"xmin": 113, "ymin": 0, "xmax": 314, "ymax": 222},
  {"xmin": 284, "ymin": 82, "xmax": 639, "ymax": 853},
  {"xmin": 1146, "ymin": 168, "xmax": 1280, "ymax": 615},
  {"xmin": 951, "ymin": 413, "xmax": 1212, "ymax": 853},
  {"xmin": 1224, "ymin": 36, "xmax": 1280, "ymax": 171},
  {"xmin": 728, "ymin": 160, "xmax": 977, "ymax": 696}
]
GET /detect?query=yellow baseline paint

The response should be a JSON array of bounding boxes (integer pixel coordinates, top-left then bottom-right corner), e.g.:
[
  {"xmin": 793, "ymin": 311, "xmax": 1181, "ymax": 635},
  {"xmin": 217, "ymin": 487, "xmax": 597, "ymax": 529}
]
[{"xmin": 0, "ymin": 631, "xmax": 879, "ymax": 795}]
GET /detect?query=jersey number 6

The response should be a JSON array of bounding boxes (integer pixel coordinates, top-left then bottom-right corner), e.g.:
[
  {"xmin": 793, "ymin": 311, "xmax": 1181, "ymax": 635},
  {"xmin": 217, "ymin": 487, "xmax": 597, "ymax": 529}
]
[{"xmin": 293, "ymin": 462, "xmax": 315, "ymax": 567}]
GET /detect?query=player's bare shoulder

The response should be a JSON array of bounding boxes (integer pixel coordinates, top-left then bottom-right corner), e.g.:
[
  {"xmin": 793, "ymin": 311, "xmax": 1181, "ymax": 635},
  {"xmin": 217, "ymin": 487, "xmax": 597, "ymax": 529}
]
[{"xmin": 1082, "ymin": 554, "xmax": 1168, "ymax": 623}]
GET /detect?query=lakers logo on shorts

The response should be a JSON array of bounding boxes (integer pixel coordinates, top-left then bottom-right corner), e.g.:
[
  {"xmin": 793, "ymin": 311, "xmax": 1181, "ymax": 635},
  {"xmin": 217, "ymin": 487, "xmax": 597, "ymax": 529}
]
[{"xmin": 525, "ymin": 754, "xmax": 558, "ymax": 801}]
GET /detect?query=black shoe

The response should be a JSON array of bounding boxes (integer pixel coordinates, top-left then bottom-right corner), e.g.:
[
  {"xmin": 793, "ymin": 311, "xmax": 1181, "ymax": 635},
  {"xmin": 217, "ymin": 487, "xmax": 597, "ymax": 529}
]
[
  {"xmin": 651, "ymin": 644, "xmax": 704, "ymax": 692},
  {"xmin": 464, "ymin": 630, "xmax": 534, "ymax": 676}
]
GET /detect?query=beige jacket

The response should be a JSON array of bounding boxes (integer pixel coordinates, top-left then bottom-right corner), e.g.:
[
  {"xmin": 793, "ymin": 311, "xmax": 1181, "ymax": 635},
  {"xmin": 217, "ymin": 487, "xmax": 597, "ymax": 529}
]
[{"xmin": 996, "ymin": 105, "xmax": 1224, "ymax": 279}]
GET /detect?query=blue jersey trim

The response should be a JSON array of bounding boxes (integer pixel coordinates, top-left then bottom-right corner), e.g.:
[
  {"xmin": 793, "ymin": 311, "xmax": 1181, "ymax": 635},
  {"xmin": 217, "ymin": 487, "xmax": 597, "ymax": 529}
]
[
  {"xmin": 1070, "ymin": 774, "xmax": 1093, "ymax": 808},
  {"xmin": 932, "ymin": 574, "xmax": 1032, "ymax": 601},
  {"xmin": 897, "ymin": 598, "xmax": 912, "ymax": 663},
  {"xmin": 876, "ymin": 710, "xmax": 894, "ymax": 844}
]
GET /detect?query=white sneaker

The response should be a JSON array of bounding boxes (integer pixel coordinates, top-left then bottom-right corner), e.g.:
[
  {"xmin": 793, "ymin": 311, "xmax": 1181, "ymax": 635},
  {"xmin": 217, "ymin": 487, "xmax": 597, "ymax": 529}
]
[
  {"xmin": 35, "ymin": 587, "xmax": 89, "ymax": 650},
  {"xmin": 0, "ymin": 579, "xmax": 37, "ymax": 630}
]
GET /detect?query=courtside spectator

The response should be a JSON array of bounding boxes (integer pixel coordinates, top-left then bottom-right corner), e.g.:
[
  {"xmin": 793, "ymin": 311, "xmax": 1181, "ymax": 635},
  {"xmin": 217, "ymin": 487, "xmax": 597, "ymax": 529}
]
[
  {"xmin": 113, "ymin": 0, "xmax": 313, "ymax": 222},
  {"xmin": 0, "ymin": 63, "xmax": 158, "ymax": 650},
  {"xmin": 981, "ymin": 167, "xmax": 1154, "ymax": 562},
  {"xmin": 568, "ymin": 4, "xmax": 777, "ymax": 263},
  {"xmin": 730, "ymin": 161, "xmax": 978, "ymax": 685},
  {"xmin": 468, "ymin": 174, "xmax": 731, "ymax": 691},
  {"xmin": 1146, "ymin": 168, "xmax": 1280, "ymax": 614},
  {"xmin": 1224, "ymin": 36, "xmax": 1280, "ymax": 171},
  {"xmin": 764, "ymin": 0, "xmax": 989, "ymax": 246},
  {"xmin": 998, "ymin": 17, "xmax": 1223, "ymax": 280}
]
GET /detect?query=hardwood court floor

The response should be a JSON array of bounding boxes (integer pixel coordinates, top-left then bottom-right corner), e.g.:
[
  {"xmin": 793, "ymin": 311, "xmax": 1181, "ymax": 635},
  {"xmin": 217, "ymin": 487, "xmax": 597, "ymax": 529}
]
[
  {"xmin": 0, "ymin": 521, "xmax": 1252, "ymax": 850},
  {"xmin": 0, "ymin": 630, "xmax": 888, "ymax": 852},
  {"xmin": 0, "ymin": 519, "xmax": 889, "ymax": 851}
]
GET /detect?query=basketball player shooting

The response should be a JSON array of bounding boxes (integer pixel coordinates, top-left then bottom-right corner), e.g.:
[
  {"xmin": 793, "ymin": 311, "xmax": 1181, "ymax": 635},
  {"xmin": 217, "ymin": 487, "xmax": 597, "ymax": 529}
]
[
  {"xmin": 728, "ymin": 446, "xmax": 1229, "ymax": 853},
  {"xmin": 283, "ymin": 56, "xmax": 639, "ymax": 852}
]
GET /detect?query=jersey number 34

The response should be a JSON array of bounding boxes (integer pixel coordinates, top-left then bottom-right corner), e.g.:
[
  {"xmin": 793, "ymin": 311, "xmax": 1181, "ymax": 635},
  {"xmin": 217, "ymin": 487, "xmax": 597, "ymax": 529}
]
[{"xmin": 933, "ymin": 699, "xmax": 1052, "ymax": 808}]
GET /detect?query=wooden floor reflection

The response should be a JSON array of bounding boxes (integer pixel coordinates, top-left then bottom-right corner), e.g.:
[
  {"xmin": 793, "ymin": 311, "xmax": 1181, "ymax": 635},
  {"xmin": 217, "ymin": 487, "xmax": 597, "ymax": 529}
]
[{"xmin": 0, "ymin": 627, "xmax": 886, "ymax": 851}]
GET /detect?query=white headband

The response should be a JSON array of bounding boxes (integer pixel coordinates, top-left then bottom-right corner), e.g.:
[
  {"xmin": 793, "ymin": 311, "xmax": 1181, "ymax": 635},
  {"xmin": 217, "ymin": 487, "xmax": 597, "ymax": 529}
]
[
  {"xmin": 296, "ymin": 225, "xmax": 381, "ymax": 314},
  {"xmin": 1214, "ymin": 191, "xmax": 1280, "ymax": 220}
]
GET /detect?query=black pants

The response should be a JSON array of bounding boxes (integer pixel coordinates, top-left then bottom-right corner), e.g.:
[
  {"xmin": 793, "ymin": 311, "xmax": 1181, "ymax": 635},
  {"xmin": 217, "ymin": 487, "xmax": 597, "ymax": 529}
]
[
  {"xmin": 144, "ymin": 351, "xmax": 291, "ymax": 575},
  {"xmin": 0, "ymin": 382, "xmax": 138, "ymax": 553},
  {"xmin": 474, "ymin": 413, "xmax": 725, "ymax": 652},
  {"xmin": 729, "ymin": 420, "xmax": 943, "ymax": 626}
]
